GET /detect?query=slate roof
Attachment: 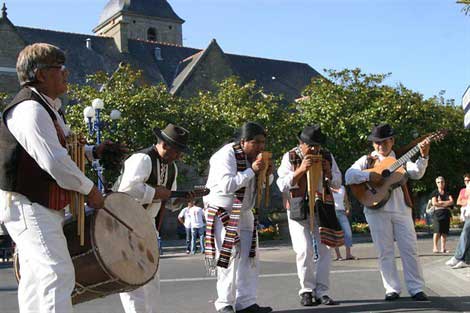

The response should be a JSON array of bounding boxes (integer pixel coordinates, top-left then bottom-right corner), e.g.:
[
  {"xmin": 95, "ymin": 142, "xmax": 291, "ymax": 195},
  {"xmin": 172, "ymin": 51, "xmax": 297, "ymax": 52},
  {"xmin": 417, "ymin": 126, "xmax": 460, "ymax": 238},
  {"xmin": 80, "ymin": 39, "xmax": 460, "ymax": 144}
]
[
  {"xmin": 10, "ymin": 26, "xmax": 320, "ymax": 101},
  {"xmin": 98, "ymin": 0, "xmax": 184, "ymax": 28}
]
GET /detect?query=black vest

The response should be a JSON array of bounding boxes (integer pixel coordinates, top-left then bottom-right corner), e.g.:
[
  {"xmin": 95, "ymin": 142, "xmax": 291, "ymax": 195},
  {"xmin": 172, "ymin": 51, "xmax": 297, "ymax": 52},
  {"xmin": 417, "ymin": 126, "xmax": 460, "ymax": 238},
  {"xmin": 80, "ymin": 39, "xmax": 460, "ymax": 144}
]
[
  {"xmin": 138, "ymin": 146, "xmax": 176, "ymax": 190},
  {"xmin": 0, "ymin": 87, "xmax": 60, "ymax": 207}
]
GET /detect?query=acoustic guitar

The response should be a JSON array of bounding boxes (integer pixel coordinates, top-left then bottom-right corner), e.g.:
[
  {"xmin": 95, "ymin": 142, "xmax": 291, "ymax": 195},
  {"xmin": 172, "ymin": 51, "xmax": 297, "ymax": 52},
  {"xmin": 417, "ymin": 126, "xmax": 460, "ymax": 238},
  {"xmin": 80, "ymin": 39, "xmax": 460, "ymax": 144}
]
[
  {"xmin": 170, "ymin": 185, "xmax": 210, "ymax": 199},
  {"xmin": 350, "ymin": 130, "xmax": 447, "ymax": 209}
]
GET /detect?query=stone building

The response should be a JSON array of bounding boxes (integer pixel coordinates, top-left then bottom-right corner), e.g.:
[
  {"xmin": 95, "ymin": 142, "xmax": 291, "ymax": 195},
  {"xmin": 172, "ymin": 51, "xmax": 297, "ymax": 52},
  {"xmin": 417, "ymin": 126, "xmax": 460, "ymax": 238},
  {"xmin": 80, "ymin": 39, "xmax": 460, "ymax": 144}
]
[
  {"xmin": 0, "ymin": 0, "xmax": 322, "ymax": 238},
  {"xmin": 0, "ymin": 0, "xmax": 320, "ymax": 101}
]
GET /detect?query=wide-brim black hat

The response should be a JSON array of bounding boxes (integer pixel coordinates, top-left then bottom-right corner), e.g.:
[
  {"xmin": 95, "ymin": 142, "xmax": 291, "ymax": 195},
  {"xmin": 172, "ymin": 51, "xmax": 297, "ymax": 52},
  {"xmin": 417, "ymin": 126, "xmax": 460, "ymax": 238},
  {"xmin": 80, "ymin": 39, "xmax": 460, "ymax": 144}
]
[
  {"xmin": 153, "ymin": 123, "xmax": 191, "ymax": 154},
  {"xmin": 367, "ymin": 123, "xmax": 395, "ymax": 142},
  {"xmin": 297, "ymin": 124, "xmax": 326, "ymax": 146}
]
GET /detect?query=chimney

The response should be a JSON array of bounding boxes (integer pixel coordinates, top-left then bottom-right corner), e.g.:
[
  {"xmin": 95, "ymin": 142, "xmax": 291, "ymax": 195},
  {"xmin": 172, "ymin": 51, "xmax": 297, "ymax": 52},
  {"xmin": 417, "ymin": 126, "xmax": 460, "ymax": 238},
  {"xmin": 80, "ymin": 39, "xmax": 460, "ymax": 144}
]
[
  {"xmin": 86, "ymin": 38, "xmax": 92, "ymax": 50},
  {"xmin": 154, "ymin": 47, "xmax": 163, "ymax": 61}
]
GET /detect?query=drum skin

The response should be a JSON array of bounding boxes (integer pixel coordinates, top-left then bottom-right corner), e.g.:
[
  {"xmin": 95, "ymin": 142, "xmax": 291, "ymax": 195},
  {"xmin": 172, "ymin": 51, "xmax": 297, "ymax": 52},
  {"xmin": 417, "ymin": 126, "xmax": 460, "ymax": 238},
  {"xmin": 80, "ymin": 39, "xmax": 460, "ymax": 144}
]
[{"xmin": 15, "ymin": 192, "xmax": 159, "ymax": 305}]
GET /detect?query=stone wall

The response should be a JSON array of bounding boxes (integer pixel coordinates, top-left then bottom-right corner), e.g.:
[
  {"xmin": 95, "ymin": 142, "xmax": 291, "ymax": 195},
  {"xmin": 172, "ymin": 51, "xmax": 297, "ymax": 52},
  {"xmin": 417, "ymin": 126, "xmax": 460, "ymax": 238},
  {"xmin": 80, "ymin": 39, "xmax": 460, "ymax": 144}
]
[{"xmin": 0, "ymin": 21, "xmax": 25, "ymax": 95}]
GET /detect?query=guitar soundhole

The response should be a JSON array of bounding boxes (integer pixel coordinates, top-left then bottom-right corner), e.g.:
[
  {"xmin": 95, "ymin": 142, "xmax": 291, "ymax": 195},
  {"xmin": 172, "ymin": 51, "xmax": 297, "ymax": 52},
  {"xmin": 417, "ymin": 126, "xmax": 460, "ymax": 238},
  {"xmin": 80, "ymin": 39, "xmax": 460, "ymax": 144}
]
[{"xmin": 381, "ymin": 169, "xmax": 391, "ymax": 178}]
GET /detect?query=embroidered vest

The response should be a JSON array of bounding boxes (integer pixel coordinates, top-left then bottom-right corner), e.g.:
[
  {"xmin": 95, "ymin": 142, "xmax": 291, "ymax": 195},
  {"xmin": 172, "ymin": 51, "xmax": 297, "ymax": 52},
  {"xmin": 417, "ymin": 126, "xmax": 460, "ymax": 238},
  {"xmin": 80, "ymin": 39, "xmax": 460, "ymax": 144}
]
[
  {"xmin": 0, "ymin": 87, "xmax": 70, "ymax": 209},
  {"xmin": 365, "ymin": 153, "xmax": 414, "ymax": 208}
]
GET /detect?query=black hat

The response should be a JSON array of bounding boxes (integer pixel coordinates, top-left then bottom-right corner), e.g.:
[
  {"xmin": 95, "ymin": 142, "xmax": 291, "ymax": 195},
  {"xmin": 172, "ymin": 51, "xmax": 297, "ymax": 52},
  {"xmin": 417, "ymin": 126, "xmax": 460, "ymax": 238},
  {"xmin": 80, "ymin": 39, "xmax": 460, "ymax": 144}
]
[
  {"xmin": 153, "ymin": 123, "xmax": 191, "ymax": 153},
  {"xmin": 297, "ymin": 125, "xmax": 326, "ymax": 146},
  {"xmin": 367, "ymin": 123, "xmax": 395, "ymax": 142}
]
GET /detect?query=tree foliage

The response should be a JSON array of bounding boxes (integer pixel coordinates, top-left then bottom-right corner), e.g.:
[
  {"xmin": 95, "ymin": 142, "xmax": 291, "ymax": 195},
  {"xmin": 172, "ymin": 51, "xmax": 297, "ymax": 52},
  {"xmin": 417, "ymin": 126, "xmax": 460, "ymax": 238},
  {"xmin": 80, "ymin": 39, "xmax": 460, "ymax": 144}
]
[
  {"xmin": 0, "ymin": 92, "xmax": 8, "ymax": 111},
  {"xmin": 13, "ymin": 65, "xmax": 465, "ymax": 197},
  {"xmin": 182, "ymin": 77, "xmax": 300, "ymax": 172},
  {"xmin": 66, "ymin": 65, "xmax": 184, "ymax": 182},
  {"xmin": 298, "ymin": 68, "xmax": 470, "ymax": 195}
]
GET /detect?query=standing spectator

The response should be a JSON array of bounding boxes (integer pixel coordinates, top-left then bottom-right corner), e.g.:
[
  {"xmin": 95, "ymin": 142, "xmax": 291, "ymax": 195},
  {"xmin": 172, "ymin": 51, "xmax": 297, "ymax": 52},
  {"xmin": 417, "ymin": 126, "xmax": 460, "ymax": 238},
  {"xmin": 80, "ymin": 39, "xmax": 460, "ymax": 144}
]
[
  {"xmin": 188, "ymin": 200, "xmax": 205, "ymax": 254},
  {"xmin": 446, "ymin": 173, "xmax": 470, "ymax": 269},
  {"xmin": 431, "ymin": 176, "xmax": 454, "ymax": 253},
  {"xmin": 332, "ymin": 185, "xmax": 357, "ymax": 261},
  {"xmin": 178, "ymin": 204, "xmax": 192, "ymax": 254}
]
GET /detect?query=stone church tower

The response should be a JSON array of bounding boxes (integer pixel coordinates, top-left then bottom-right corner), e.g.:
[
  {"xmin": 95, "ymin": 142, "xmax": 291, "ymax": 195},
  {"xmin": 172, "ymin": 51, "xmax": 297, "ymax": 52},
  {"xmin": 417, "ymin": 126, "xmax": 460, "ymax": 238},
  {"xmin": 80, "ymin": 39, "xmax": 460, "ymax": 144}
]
[{"xmin": 92, "ymin": 0, "xmax": 184, "ymax": 53}]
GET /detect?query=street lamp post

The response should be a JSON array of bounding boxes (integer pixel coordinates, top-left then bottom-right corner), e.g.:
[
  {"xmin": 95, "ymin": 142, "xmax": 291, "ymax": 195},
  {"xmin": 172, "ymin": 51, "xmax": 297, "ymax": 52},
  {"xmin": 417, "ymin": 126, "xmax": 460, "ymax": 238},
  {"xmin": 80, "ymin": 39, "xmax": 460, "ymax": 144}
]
[{"xmin": 83, "ymin": 98, "xmax": 121, "ymax": 193}]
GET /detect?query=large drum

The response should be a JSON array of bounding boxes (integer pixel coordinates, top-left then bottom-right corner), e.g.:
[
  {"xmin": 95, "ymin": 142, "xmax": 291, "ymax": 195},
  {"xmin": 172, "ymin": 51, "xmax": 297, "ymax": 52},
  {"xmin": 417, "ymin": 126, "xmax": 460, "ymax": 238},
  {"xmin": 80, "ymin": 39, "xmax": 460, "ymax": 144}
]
[{"xmin": 15, "ymin": 192, "xmax": 159, "ymax": 305}]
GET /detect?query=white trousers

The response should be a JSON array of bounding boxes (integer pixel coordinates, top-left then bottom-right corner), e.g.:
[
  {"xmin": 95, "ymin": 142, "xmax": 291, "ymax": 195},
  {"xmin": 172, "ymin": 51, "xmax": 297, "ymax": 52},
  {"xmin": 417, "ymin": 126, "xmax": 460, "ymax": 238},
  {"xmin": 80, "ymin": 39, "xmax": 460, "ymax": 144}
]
[
  {"xmin": 365, "ymin": 211, "xmax": 424, "ymax": 296},
  {"xmin": 119, "ymin": 268, "xmax": 160, "ymax": 313},
  {"xmin": 120, "ymin": 226, "xmax": 160, "ymax": 313},
  {"xmin": 214, "ymin": 216, "xmax": 258, "ymax": 311},
  {"xmin": 0, "ymin": 192, "xmax": 74, "ymax": 313},
  {"xmin": 287, "ymin": 211, "xmax": 331, "ymax": 297}
]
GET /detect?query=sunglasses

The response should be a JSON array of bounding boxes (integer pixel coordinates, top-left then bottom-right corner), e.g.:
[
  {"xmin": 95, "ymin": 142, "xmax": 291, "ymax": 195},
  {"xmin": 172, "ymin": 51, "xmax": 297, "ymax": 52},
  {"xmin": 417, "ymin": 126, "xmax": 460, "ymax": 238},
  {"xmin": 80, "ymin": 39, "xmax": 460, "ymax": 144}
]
[{"xmin": 37, "ymin": 64, "xmax": 67, "ymax": 71}]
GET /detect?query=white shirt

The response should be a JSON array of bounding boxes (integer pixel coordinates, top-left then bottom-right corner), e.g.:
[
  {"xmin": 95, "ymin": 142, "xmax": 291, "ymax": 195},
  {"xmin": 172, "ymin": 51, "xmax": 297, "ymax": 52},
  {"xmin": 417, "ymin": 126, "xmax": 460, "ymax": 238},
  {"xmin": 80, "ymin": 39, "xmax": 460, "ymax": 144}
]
[
  {"xmin": 276, "ymin": 149, "xmax": 342, "ymax": 194},
  {"xmin": 204, "ymin": 143, "xmax": 271, "ymax": 230},
  {"xmin": 188, "ymin": 205, "xmax": 205, "ymax": 228},
  {"xmin": 204, "ymin": 143, "xmax": 257, "ymax": 210},
  {"xmin": 332, "ymin": 185, "xmax": 346, "ymax": 211},
  {"xmin": 1, "ymin": 88, "xmax": 94, "ymax": 202},
  {"xmin": 345, "ymin": 150, "xmax": 428, "ymax": 214},
  {"xmin": 178, "ymin": 207, "xmax": 192, "ymax": 228},
  {"xmin": 117, "ymin": 151, "xmax": 178, "ymax": 218}
]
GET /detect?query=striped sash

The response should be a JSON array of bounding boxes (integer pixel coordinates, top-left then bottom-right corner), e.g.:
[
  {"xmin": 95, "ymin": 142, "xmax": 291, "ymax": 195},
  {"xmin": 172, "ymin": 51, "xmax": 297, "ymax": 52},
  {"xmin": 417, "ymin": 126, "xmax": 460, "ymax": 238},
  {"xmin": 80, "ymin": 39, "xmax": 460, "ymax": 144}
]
[
  {"xmin": 316, "ymin": 191, "xmax": 344, "ymax": 247},
  {"xmin": 204, "ymin": 143, "xmax": 258, "ymax": 275}
]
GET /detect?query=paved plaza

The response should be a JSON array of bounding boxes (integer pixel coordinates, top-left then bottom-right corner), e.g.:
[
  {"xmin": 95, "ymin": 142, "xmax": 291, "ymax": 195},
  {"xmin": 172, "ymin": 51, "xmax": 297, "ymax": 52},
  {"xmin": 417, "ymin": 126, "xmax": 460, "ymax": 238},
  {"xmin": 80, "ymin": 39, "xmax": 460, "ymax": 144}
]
[{"xmin": 1, "ymin": 234, "xmax": 470, "ymax": 313}]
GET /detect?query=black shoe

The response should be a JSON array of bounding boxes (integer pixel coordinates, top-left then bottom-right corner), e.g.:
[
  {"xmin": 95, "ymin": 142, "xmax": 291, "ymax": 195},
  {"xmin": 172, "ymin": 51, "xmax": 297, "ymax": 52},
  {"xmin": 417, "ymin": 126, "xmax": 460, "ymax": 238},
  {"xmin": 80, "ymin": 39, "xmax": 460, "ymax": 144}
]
[
  {"xmin": 411, "ymin": 291, "xmax": 429, "ymax": 301},
  {"xmin": 236, "ymin": 304, "xmax": 273, "ymax": 313},
  {"xmin": 315, "ymin": 295, "xmax": 339, "ymax": 305},
  {"xmin": 300, "ymin": 292, "xmax": 315, "ymax": 306},
  {"xmin": 218, "ymin": 306, "xmax": 235, "ymax": 313},
  {"xmin": 385, "ymin": 292, "xmax": 400, "ymax": 301}
]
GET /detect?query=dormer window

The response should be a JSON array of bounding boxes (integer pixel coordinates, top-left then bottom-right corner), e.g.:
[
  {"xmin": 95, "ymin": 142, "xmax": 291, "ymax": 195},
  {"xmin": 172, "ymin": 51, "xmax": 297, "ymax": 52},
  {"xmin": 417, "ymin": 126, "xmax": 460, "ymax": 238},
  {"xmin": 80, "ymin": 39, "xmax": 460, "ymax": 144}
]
[{"xmin": 147, "ymin": 28, "xmax": 157, "ymax": 41}]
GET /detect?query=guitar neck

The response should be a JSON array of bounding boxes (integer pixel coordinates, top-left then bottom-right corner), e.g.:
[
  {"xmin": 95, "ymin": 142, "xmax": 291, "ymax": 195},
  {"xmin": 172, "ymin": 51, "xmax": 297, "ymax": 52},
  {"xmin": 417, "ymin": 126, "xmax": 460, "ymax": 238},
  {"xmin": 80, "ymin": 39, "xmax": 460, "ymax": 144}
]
[{"xmin": 388, "ymin": 145, "xmax": 421, "ymax": 173}]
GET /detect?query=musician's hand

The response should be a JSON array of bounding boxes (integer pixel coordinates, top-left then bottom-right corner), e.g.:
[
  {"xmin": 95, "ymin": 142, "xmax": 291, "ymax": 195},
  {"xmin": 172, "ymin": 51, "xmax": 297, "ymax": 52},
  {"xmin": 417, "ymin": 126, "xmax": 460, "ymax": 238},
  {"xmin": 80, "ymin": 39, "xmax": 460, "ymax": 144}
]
[
  {"xmin": 95, "ymin": 141, "xmax": 129, "ymax": 166},
  {"xmin": 252, "ymin": 158, "xmax": 266, "ymax": 174},
  {"xmin": 154, "ymin": 186, "xmax": 171, "ymax": 201},
  {"xmin": 369, "ymin": 172, "xmax": 384, "ymax": 184},
  {"xmin": 419, "ymin": 138, "xmax": 431, "ymax": 158},
  {"xmin": 87, "ymin": 185, "xmax": 104, "ymax": 209},
  {"xmin": 299, "ymin": 155, "xmax": 314, "ymax": 173}
]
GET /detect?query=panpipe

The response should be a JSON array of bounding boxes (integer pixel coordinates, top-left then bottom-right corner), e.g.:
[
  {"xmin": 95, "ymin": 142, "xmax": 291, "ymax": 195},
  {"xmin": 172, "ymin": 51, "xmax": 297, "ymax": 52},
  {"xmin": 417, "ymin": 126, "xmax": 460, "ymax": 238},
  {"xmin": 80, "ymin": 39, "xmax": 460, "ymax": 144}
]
[
  {"xmin": 306, "ymin": 154, "xmax": 322, "ymax": 231},
  {"xmin": 66, "ymin": 133, "xmax": 86, "ymax": 246},
  {"xmin": 256, "ymin": 151, "xmax": 272, "ymax": 209}
]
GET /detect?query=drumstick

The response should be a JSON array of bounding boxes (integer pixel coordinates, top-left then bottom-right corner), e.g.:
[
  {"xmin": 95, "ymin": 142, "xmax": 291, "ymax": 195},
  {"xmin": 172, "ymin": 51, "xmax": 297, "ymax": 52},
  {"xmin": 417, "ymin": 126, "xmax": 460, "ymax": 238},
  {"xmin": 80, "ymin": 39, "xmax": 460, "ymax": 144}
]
[{"xmin": 101, "ymin": 207, "xmax": 144, "ymax": 239}]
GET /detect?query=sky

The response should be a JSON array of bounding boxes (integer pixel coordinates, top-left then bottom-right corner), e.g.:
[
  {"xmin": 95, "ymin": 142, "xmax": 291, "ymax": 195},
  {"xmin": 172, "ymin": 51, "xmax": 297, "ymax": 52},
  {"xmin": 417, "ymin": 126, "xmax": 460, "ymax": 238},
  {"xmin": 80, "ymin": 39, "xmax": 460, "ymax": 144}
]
[{"xmin": 5, "ymin": 0, "xmax": 470, "ymax": 104}]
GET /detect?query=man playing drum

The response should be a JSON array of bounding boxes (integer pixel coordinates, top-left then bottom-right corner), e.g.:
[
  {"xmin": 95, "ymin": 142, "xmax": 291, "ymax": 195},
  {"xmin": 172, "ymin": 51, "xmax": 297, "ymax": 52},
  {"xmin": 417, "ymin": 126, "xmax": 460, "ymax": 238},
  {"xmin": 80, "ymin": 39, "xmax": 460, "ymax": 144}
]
[
  {"xmin": 0, "ymin": 43, "xmax": 106, "ymax": 313},
  {"xmin": 276, "ymin": 125, "xmax": 342, "ymax": 307},
  {"xmin": 116, "ymin": 123, "xmax": 190, "ymax": 313},
  {"xmin": 204, "ymin": 122, "xmax": 273, "ymax": 313}
]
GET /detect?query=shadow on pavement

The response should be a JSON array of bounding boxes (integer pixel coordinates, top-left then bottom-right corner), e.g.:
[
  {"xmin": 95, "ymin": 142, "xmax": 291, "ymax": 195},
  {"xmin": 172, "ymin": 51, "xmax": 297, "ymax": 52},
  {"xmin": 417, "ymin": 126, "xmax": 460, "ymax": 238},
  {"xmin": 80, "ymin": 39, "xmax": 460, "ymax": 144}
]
[{"xmin": 274, "ymin": 296, "xmax": 470, "ymax": 312}]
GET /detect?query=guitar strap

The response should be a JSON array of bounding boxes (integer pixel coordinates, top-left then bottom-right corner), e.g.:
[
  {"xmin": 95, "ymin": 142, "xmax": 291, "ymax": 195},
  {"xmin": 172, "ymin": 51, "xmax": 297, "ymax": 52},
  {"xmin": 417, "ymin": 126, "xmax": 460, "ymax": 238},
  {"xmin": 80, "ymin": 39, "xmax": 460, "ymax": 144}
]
[{"xmin": 366, "ymin": 154, "xmax": 414, "ymax": 209}]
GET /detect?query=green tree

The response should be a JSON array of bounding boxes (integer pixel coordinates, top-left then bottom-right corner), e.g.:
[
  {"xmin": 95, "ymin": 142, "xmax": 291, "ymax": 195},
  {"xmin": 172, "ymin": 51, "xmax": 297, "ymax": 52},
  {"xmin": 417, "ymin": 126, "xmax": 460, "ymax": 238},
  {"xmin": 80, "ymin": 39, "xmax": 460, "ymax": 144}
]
[
  {"xmin": 182, "ymin": 77, "xmax": 301, "ymax": 173},
  {"xmin": 457, "ymin": 0, "xmax": 470, "ymax": 15},
  {"xmin": 66, "ymin": 65, "xmax": 184, "ymax": 182},
  {"xmin": 0, "ymin": 92, "xmax": 8, "ymax": 111},
  {"xmin": 298, "ymin": 68, "xmax": 470, "ymax": 195}
]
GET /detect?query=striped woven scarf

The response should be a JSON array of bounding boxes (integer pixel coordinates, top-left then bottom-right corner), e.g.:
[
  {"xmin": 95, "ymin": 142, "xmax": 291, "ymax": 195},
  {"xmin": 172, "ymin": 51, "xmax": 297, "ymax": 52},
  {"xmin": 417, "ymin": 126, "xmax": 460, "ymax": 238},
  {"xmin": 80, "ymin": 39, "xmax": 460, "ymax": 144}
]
[{"xmin": 204, "ymin": 143, "xmax": 258, "ymax": 275}]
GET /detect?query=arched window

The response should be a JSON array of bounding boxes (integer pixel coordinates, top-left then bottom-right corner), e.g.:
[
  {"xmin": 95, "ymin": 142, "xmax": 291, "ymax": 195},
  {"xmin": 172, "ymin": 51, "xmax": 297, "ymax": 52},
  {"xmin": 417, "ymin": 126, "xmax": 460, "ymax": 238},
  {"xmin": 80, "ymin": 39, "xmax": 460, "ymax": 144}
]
[{"xmin": 147, "ymin": 28, "xmax": 157, "ymax": 41}]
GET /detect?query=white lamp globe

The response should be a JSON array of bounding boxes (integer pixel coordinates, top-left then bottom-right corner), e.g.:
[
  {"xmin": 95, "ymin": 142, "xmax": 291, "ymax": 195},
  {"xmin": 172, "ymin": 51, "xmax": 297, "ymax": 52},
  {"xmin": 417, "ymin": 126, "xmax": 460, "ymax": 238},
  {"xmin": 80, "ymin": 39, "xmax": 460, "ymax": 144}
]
[
  {"xmin": 92, "ymin": 98, "xmax": 105, "ymax": 110},
  {"xmin": 110, "ymin": 109, "xmax": 121, "ymax": 120},
  {"xmin": 83, "ymin": 106, "xmax": 95, "ymax": 119}
]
